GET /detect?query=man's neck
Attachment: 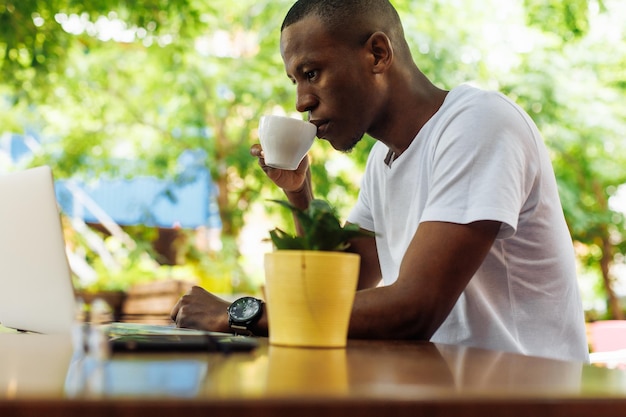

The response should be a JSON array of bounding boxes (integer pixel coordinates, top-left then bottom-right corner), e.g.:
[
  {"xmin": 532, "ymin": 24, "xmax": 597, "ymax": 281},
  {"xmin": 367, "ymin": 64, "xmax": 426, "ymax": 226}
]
[{"xmin": 376, "ymin": 85, "xmax": 449, "ymax": 158}]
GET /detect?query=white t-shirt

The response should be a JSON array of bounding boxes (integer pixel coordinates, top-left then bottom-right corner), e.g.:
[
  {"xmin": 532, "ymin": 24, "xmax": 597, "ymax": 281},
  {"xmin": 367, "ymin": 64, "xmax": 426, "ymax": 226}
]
[{"xmin": 347, "ymin": 84, "xmax": 589, "ymax": 362}]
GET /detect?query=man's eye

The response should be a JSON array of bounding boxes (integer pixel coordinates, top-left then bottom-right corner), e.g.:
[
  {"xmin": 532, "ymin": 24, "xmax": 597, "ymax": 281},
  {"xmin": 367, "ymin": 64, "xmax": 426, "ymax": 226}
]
[{"xmin": 305, "ymin": 70, "xmax": 318, "ymax": 80}]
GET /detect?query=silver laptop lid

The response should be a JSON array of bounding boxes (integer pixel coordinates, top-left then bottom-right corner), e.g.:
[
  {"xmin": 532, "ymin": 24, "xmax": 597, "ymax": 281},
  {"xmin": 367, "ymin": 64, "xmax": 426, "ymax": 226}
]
[{"xmin": 0, "ymin": 166, "xmax": 76, "ymax": 333}]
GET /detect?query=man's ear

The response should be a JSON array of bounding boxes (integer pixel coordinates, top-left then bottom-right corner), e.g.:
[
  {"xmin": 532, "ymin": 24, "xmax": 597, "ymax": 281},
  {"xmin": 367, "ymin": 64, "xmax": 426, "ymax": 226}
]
[{"xmin": 366, "ymin": 31, "xmax": 393, "ymax": 74}]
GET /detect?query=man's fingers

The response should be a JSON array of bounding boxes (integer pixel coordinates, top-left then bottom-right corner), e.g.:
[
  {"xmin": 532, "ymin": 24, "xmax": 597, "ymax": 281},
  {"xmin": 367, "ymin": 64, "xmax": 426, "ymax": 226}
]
[
  {"xmin": 170, "ymin": 299, "xmax": 181, "ymax": 322},
  {"xmin": 250, "ymin": 144, "xmax": 264, "ymax": 157}
]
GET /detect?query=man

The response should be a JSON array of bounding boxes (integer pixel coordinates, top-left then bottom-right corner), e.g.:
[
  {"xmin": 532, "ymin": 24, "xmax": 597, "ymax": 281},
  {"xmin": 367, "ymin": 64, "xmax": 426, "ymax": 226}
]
[{"xmin": 171, "ymin": 0, "xmax": 589, "ymax": 362}]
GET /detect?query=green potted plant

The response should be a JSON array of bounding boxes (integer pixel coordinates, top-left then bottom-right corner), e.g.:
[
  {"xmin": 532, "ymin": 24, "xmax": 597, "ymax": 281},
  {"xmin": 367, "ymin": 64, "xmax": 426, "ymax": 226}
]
[
  {"xmin": 264, "ymin": 199, "xmax": 374, "ymax": 348},
  {"xmin": 268, "ymin": 199, "xmax": 374, "ymax": 251}
]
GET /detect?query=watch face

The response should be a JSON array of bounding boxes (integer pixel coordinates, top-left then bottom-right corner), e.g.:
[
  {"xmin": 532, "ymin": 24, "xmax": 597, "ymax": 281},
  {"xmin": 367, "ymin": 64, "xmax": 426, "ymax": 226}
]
[{"xmin": 229, "ymin": 297, "xmax": 261, "ymax": 321}]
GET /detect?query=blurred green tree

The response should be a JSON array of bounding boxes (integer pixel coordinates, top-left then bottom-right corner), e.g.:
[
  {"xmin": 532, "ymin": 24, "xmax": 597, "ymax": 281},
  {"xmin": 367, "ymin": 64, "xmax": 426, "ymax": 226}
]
[
  {"xmin": 1, "ymin": 0, "xmax": 625, "ymax": 317},
  {"xmin": 516, "ymin": 0, "xmax": 626, "ymax": 319}
]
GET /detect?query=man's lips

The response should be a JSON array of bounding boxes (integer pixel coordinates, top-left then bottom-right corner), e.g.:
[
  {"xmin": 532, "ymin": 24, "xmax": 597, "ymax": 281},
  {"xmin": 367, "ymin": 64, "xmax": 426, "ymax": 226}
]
[{"xmin": 309, "ymin": 119, "xmax": 329, "ymax": 138}]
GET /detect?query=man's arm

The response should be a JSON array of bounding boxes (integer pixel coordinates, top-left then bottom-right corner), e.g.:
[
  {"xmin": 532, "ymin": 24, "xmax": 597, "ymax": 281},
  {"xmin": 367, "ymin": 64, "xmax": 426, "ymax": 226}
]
[
  {"xmin": 346, "ymin": 230, "xmax": 382, "ymax": 290},
  {"xmin": 171, "ymin": 220, "xmax": 497, "ymax": 338},
  {"xmin": 347, "ymin": 220, "xmax": 501, "ymax": 340}
]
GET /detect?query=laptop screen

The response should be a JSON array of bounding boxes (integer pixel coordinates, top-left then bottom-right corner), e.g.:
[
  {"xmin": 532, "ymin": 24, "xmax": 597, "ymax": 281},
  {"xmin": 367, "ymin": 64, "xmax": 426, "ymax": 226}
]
[{"xmin": 0, "ymin": 166, "xmax": 76, "ymax": 334}]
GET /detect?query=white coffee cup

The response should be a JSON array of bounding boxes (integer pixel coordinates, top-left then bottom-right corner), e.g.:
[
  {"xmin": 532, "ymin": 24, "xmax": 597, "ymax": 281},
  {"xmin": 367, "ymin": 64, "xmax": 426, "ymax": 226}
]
[{"xmin": 258, "ymin": 115, "xmax": 317, "ymax": 170}]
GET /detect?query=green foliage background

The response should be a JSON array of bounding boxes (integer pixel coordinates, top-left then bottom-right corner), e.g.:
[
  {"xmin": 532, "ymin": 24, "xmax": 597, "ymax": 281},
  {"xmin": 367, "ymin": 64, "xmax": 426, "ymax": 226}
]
[{"xmin": 1, "ymin": 0, "xmax": 625, "ymax": 317}]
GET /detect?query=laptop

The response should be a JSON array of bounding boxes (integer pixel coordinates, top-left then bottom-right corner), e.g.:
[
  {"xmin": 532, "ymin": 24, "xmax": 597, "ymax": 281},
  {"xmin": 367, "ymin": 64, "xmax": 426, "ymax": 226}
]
[
  {"xmin": 0, "ymin": 166, "xmax": 76, "ymax": 334},
  {"xmin": 0, "ymin": 166, "xmax": 256, "ymax": 352}
]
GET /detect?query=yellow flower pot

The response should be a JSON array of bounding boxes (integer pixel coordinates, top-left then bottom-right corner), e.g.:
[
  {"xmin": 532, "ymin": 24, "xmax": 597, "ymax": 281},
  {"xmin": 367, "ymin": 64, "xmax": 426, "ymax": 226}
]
[{"xmin": 264, "ymin": 250, "xmax": 360, "ymax": 348}]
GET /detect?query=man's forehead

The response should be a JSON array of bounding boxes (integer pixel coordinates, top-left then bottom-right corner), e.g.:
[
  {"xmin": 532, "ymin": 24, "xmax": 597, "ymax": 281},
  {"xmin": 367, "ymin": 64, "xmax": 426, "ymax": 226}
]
[
  {"xmin": 280, "ymin": 16, "xmax": 339, "ymax": 63},
  {"xmin": 281, "ymin": 15, "xmax": 332, "ymax": 49}
]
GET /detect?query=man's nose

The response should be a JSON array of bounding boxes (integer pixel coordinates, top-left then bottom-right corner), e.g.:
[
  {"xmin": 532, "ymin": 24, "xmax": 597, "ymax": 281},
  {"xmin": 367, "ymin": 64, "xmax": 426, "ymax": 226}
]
[{"xmin": 295, "ymin": 87, "xmax": 316, "ymax": 114}]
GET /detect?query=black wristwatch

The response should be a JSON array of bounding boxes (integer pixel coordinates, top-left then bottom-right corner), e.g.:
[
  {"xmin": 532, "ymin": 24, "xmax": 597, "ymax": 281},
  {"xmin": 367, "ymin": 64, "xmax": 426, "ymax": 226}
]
[{"xmin": 227, "ymin": 296, "xmax": 264, "ymax": 335}]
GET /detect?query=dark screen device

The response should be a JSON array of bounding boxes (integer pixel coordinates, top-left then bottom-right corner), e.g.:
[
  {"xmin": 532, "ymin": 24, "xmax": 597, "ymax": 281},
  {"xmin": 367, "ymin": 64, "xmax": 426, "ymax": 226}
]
[{"xmin": 109, "ymin": 333, "xmax": 258, "ymax": 353}]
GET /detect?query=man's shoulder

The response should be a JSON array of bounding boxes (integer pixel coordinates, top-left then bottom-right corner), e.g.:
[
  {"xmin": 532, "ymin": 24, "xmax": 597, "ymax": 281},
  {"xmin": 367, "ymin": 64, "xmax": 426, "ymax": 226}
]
[
  {"xmin": 444, "ymin": 84, "xmax": 530, "ymax": 129},
  {"xmin": 448, "ymin": 84, "xmax": 513, "ymax": 108}
]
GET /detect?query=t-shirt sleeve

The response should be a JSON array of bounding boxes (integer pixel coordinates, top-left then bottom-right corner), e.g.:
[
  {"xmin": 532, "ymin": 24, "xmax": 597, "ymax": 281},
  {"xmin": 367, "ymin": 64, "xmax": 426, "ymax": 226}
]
[{"xmin": 420, "ymin": 93, "xmax": 540, "ymax": 239}]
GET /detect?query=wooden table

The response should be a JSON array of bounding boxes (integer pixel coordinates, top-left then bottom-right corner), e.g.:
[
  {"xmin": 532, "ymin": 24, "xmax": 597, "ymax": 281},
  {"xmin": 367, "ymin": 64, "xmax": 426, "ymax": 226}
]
[{"xmin": 2, "ymin": 332, "xmax": 626, "ymax": 417}]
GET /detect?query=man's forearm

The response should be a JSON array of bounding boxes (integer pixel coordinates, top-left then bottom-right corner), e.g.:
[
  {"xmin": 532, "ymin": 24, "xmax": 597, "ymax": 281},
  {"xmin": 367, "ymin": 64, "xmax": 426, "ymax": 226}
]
[
  {"xmin": 284, "ymin": 167, "xmax": 313, "ymax": 210},
  {"xmin": 284, "ymin": 168, "xmax": 313, "ymax": 235}
]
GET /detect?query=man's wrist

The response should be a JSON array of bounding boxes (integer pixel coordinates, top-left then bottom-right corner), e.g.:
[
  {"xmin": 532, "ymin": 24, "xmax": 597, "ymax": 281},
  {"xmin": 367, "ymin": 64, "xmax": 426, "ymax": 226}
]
[
  {"xmin": 249, "ymin": 313, "xmax": 269, "ymax": 337},
  {"xmin": 284, "ymin": 182, "xmax": 313, "ymax": 210}
]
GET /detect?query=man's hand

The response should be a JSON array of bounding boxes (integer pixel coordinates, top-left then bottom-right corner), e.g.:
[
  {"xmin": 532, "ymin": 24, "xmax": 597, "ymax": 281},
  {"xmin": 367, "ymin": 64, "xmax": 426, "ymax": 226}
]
[
  {"xmin": 250, "ymin": 144, "xmax": 309, "ymax": 193},
  {"xmin": 170, "ymin": 286, "xmax": 231, "ymax": 332}
]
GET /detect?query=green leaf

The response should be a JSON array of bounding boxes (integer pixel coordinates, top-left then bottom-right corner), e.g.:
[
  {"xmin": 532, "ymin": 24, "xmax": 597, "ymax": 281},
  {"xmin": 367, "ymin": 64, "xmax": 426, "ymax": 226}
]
[{"xmin": 268, "ymin": 199, "xmax": 375, "ymax": 252}]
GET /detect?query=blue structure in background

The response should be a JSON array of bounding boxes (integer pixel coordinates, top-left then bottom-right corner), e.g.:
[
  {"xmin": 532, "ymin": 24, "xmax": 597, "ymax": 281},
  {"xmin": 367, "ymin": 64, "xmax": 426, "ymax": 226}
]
[
  {"xmin": 56, "ymin": 150, "xmax": 222, "ymax": 230},
  {"xmin": 1, "ymin": 135, "xmax": 221, "ymax": 230},
  {"xmin": 55, "ymin": 170, "xmax": 221, "ymax": 230},
  {"xmin": 1, "ymin": 133, "xmax": 34, "ymax": 162}
]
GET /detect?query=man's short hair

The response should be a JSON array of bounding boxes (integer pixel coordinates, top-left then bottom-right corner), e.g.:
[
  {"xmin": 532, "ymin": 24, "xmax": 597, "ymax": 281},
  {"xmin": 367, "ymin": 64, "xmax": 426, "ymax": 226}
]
[{"xmin": 281, "ymin": 0, "xmax": 406, "ymax": 49}]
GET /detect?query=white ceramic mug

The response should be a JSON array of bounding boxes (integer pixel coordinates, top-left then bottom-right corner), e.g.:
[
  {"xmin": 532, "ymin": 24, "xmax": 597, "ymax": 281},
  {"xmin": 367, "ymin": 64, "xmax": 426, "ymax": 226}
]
[{"xmin": 258, "ymin": 115, "xmax": 316, "ymax": 170}]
